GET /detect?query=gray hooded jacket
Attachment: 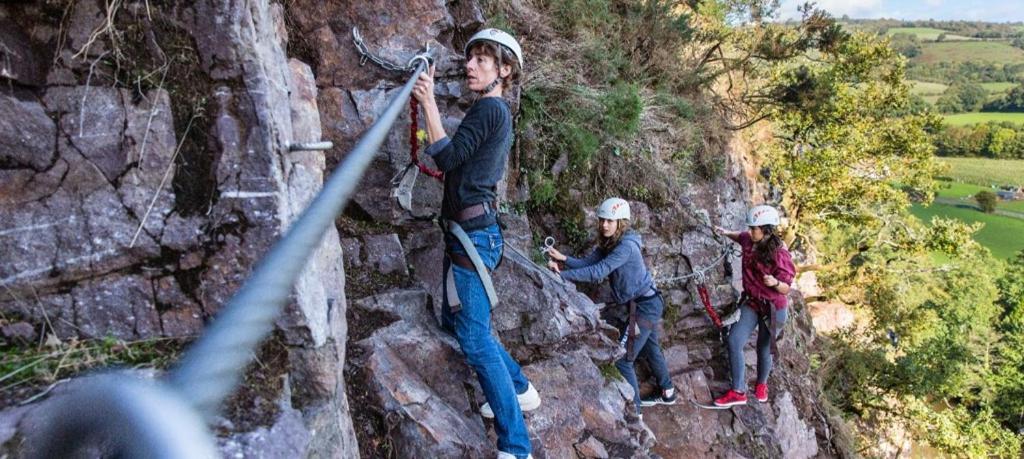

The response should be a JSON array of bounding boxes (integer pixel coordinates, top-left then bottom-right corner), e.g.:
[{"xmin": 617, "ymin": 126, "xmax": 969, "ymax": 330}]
[{"xmin": 559, "ymin": 231, "xmax": 657, "ymax": 307}]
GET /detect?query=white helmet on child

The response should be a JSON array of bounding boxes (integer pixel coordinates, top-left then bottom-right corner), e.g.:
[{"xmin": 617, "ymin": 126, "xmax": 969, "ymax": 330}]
[
  {"xmin": 465, "ymin": 28, "xmax": 524, "ymax": 69},
  {"xmin": 746, "ymin": 205, "xmax": 780, "ymax": 227},
  {"xmin": 597, "ymin": 198, "xmax": 631, "ymax": 220}
]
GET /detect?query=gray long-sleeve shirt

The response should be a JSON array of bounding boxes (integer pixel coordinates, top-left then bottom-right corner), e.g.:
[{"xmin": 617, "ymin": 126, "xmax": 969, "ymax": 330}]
[
  {"xmin": 424, "ymin": 97, "xmax": 512, "ymax": 230},
  {"xmin": 560, "ymin": 231, "xmax": 656, "ymax": 306}
]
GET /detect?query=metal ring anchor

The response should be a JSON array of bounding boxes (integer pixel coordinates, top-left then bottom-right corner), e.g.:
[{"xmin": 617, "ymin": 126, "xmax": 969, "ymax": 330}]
[
  {"xmin": 541, "ymin": 236, "xmax": 556, "ymax": 255},
  {"xmin": 288, "ymin": 141, "xmax": 334, "ymax": 152}
]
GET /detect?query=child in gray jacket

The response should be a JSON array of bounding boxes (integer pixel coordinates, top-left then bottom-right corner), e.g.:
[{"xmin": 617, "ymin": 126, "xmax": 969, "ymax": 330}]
[{"xmin": 547, "ymin": 198, "xmax": 676, "ymax": 415}]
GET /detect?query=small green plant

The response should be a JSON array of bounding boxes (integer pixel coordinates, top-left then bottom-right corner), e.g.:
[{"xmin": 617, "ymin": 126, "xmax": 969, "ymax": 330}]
[
  {"xmin": 560, "ymin": 216, "xmax": 591, "ymax": 248},
  {"xmin": 486, "ymin": 11, "xmax": 514, "ymax": 34},
  {"xmin": 655, "ymin": 91, "xmax": 695, "ymax": 120},
  {"xmin": 599, "ymin": 362, "xmax": 624, "ymax": 382},
  {"xmin": 561, "ymin": 123, "xmax": 602, "ymax": 169},
  {"xmin": 583, "ymin": 38, "xmax": 629, "ymax": 85},
  {"xmin": 541, "ymin": 0, "xmax": 613, "ymax": 34},
  {"xmin": 528, "ymin": 171, "xmax": 558, "ymax": 209},
  {"xmin": 601, "ymin": 82, "xmax": 643, "ymax": 140},
  {"xmin": 0, "ymin": 336, "xmax": 186, "ymax": 399}
]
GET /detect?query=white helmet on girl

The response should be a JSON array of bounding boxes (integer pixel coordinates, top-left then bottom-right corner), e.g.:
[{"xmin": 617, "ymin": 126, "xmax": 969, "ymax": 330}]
[
  {"xmin": 465, "ymin": 28, "xmax": 524, "ymax": 69},
  {"xmin": 598, "ymin": 198, "xmax": 630, "ymax": 220},
  {"xmin": 746, "ymin": 205, "xmax": 780, "ymax": 227}
]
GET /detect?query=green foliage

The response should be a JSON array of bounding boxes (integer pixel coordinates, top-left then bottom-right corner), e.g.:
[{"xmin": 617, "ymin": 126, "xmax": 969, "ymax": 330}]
[
  {"xmin": 540, "ymin": 0, "xmax": 614, "ymax": 35},
  {"xmin": 906, "ymin": 61, "xmax": 1024, "ymax": 86},
  {"xmin": 528, "ymin": 170, "xmax": 558, "ymax": 209},
  {"xmin": 560, "ymin": 215, "xmax": 590, "ymax": 247},
  {"xmin": 903, "ymin": 398, "xmax": 1022, "ymax": 458},
  {"xmin": 935, "ymin": 82, "xmax": 988, "ymax": 113},
  {"xmin": 761, "ymin": 28, "xmax": 942, "ymax": 229},
  {"xmin": 911, "ymin": 202, "xmax": 1024, "ymax": 260},
  {"xmin": 815, "ymin": 214, "xmax": 1021, "ymax": 455},
  {"xmin": 935, "ymin": 124, "xmax": 1024, "ymax": 158},
  {"xmin": 984, "ymin": 83, "xmax": 1024, "ymax": 112},
  {"xmin": 655, "ymin": 90, "xmax": 695, "ymax": 120},
  {"xmin": 0, "ymin": 337, "xmax": 185, "ymax": 396},
  {"xmin": 600, "ymin": 83, "xmax": 643, "ymax": 139},
  {"xmin": 888, "ymin": 33, "xmax": 922, "ymax": 58},
  {"xmin": 992, "ymin": 250, "xmax": 1024, "ymax": 432},
  {"xmin": 974, "ymin": 190, "xmax": 998, "ymax": 213},
  {"xmin": 854, "ymin": 19, "xmax": 1023, "ymax": 41}
]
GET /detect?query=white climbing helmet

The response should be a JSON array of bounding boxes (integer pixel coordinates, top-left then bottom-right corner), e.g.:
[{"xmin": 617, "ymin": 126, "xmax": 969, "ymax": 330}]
[
  {"xmin": 746, "ymin": 205, "xmax": 780, "ymax": 227},
  {"xmin": 597, "ymin": 198, "xmax": 630, "ymax": 220},
  {"xmin": 465, "ymin": 28, "xmax": 524, "ymax": 69}
]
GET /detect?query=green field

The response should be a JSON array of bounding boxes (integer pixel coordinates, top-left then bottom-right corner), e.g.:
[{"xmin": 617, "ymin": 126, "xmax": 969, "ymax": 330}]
[
  {"xmin": 936, "ymin": 181, "xmax": 1024, "ymax": 213},
  {"xmin": 909, "ymin": 80, "xmax": 948, "ymax": 95},
  {"xmin": 939, "ymin": 157, "xmax": 1024, "ymax": 187},
  {"xmin": 886, "ymin": 27, "xmax": 974, "ymax": 41},
  {"xmin": 943, "ymin": 112, "xmax": 1024, "ymax": 126},
  {"xmin": 980, "ymin": 82, "xmax": 1017, "ymax": 94},
  {"xmin": 911, "ymin": 202, "xmax": 1024, "ymax": 259},
  {"xmin": 915, "ymin": 41, "xmax": 1024, "ymax": 65}
]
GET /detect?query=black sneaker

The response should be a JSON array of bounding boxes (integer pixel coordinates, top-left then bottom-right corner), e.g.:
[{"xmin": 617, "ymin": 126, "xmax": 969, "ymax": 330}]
[{"xmin": 640, "ymin": 388, "xmax": 678, "ymax": 407}]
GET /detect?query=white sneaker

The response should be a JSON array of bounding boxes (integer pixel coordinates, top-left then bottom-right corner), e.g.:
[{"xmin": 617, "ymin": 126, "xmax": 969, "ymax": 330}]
[
  {"xmin": 497, "ymin": 452, "xmax": 532, "ymax": 459},
  {"xmin": 481, "ymin": 382, "xmax": 541, "ymax": 418}
]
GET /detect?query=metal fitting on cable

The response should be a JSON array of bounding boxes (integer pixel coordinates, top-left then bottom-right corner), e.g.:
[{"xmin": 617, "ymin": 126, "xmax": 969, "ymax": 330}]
[{"xmin": 288, "ymin": 141, "xmax": 334, "ymax": 152}]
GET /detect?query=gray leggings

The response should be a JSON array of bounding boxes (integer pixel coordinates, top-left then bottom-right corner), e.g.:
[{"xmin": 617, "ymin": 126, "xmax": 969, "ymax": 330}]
[{"xmin": 727, "ymin": 303, "xmax": 788, "ymax": 392}]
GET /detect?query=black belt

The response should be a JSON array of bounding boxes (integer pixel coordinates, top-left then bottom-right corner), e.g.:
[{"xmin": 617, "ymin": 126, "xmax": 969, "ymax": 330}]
[{"xmin": 453, "ymin": 202, "xmax": 494, "ymax": 222}]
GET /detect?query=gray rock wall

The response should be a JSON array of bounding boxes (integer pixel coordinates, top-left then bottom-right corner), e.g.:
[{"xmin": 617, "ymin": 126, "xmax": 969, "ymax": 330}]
[{"xmin": 0, "ymin": 0, "xmax": 356, "ymax": 456}]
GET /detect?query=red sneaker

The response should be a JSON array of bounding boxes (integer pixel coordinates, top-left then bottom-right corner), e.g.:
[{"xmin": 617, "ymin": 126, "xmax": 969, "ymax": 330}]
[
  {"xmin": 754, "ymin": 383, "xmax": 768, "ymax": 403},
  {"xmin": 713, "ymin": 390, "xmax": 748, "ymax": 407}
]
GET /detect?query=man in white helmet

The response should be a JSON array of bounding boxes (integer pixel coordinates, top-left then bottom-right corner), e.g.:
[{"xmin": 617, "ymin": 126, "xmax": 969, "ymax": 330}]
[{"xmin": 412, "ymin": 29, "xmax": 535, "ymax": 459}]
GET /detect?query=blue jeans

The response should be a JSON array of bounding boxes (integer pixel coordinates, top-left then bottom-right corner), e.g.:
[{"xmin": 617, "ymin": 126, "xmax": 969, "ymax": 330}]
[
  {"xmin": 615, "ymin": 294, "xmax": 673, "ymax": 414},
  {"xmin": 441, "ymin": 223, "xmax": 531, "ymax": 457},
  {"xmin": 727, "ymin": 302, "xmax": 788, "ymax": 392}
]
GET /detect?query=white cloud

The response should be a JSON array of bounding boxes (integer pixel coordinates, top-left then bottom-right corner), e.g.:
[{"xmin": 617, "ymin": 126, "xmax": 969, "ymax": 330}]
[
  {"xmin": 778, "ymin": 0, "xmax": 885, "ymax": 19},
  {"xmin": 775, "ymin": 0, "xmax": 1024, "ymax": 22}
]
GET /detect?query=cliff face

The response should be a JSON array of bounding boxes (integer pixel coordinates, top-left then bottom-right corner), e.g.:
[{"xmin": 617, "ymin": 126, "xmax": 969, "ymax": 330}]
[{"xmin": 0, "ymin": 1, "xmax": 843, "ymax": 457}]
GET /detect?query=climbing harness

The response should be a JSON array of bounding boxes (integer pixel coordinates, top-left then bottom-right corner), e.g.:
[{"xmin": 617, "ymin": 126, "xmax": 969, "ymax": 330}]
[
  {"xmin": 443, "ymin": 220, "xmax": 500, "ymax": 311},
  {"xmin": 742, "ymin": 293, "xmax": 781, "ymax": 356}
]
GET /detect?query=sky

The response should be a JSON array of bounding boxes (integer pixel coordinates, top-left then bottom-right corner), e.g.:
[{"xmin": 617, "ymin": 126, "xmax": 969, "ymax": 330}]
[{"xmin": 776, "ymin": 0, "xmax": 1024, "ymax": 23}]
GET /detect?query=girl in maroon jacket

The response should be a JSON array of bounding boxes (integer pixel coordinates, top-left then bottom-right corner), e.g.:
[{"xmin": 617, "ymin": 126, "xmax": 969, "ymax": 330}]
[{"xmin": 712, "ymin": 205, "xmax": 796, "ymax": 407}]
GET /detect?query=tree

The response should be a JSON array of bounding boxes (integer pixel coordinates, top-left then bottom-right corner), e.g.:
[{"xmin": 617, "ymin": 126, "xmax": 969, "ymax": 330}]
[
  {"xmin": 983, "ymin": 83, "xmax": 1024, "ymax": 112},
  {"xmin": 987, "ymin": 127, "xmax": 1017, "ymax": 158},
  {"xmin": 939, "ymin": 83, "xmax": 988, "ymax": 113},
  {"xmin": 889, "ymin": 33, "xmax": 922, "ymax": 58},
  {"xmin": 974, "ymin": 190, "xmax": 997, "ymax": 213},
  {"xmin": 992, "ymin": 250, "xmax": 1024, "ymax": 432},
  {"xmin": 754, "ymin": 25, "xmax": 941, "ymax": 239}
]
